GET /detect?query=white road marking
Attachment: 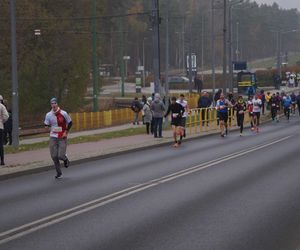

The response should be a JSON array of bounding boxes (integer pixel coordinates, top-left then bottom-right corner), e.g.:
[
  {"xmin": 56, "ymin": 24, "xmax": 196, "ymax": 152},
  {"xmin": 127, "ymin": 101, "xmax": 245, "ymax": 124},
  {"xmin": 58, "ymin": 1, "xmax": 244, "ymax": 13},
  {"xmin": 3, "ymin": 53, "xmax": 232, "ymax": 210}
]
[{"xmin": 0, "ymin": 135, "xmax": 292, "ymax": 245}]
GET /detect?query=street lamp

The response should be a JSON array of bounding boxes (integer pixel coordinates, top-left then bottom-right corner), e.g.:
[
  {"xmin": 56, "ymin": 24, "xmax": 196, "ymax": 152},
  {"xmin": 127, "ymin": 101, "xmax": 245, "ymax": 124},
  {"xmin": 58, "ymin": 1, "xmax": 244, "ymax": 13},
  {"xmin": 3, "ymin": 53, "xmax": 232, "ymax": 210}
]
[
  {"xmin": 274, "ymin": 29, "xmax": 299, "ymax": 80},
  {"xmin": 211, "ymin": 0, "xmax": 223, "ymax": 97},
  {"xmin": 142, "ymin": 37, "xmax": 147, "ymax": 88},
  {"xmin": 228, "ymin": 0, "xmax": 243, "ymax": 93},
  {"xmin": 10, "ymin": 0, "xmax": 19, "ymax": 148}
]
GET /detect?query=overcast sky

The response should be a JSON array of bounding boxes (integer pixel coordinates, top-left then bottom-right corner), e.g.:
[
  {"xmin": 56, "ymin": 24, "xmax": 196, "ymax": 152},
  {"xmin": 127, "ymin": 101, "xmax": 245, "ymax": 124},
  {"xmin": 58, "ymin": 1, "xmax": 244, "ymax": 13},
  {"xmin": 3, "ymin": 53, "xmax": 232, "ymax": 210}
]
[{"xmin": 253, "ymin": 0, "xmax": 300, "ymax": 10}]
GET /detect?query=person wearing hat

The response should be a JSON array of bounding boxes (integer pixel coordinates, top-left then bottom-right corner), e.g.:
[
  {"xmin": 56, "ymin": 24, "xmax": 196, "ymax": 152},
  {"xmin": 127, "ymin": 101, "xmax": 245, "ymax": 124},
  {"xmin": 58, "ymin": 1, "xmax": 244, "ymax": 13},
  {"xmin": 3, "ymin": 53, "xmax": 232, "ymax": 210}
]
[
  {"xmin": 0, "ymin": 95, "xmax": 9, "ymax": 165},
  {"xmin": 142, "ymin": 97, "xmax": 153, "ymax": 134},
  {"xmin": 44, "ymin": 98, "xmax": 72, "ymax": 179}
]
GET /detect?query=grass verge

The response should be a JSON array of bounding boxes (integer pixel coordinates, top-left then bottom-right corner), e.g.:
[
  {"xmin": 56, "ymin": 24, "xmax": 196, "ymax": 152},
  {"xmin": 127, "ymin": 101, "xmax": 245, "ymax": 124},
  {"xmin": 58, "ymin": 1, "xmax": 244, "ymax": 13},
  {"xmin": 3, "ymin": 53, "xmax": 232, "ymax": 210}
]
[{"xmin": 5, "ymin": 127, "xmax": 147, "ymax": 154}]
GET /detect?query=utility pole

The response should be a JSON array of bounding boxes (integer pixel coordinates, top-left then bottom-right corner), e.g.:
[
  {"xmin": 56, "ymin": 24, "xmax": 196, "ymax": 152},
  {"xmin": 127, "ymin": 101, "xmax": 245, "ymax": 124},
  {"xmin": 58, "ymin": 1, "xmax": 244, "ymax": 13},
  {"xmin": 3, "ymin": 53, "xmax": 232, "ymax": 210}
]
[
  {"xmin": 119, "ymin": 18, "xmax": 125, "ymax": 97},
  {"xmin": 92, "ymin": 0, "xmax": 99, "ymax": 111},
  {"xmin": 201, "ymin": 15, "xmax": 204, "ymax": 81},
  {"xmin": 223, "ymin": 0, "xmax": 227, "ymax": 94},
  {"xmin": 10, "ymin": 0, "xmax": 19, "ymax": 148},
  {"xmin": 236, "ymin": 21, "xmax": 240, "ymax": 61},
  {"xmin": 276, "ymin": 31, "xmax": 282, "ymax": 80},
  {"xmin": 188, "ymin": 25, "xmax": 193, "ymax": 93},
  {"xmin": 211, "ymin": 0, "xmax": 216, "ymax": 97},
  {"xmin": 165, "ymin": 0, "xmax": 170, "ymax": 98},
  {"xmin": 152, "ymin": 0, "xmax": 161, "ymax": 94}
]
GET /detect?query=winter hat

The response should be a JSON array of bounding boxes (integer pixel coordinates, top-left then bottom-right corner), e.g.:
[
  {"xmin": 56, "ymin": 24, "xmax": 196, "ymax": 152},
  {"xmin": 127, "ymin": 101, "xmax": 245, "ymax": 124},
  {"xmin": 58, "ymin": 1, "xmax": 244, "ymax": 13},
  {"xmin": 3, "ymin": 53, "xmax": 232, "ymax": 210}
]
[
  {"xmin": 50, "ymin": 97, "xmax": 58, "ymax": 104},
  {"xmin": 0, "ymin": 95, "xmax": 3, "ymax": 101},
  {"xmin": 147, "ymin": 97, "xmax": 152, "ymax": 102}
]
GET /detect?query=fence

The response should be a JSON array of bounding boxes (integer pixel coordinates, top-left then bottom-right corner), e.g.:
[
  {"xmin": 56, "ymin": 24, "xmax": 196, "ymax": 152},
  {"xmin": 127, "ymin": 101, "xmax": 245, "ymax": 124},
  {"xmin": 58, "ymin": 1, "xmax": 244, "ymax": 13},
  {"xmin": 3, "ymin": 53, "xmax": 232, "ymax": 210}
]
[
  {"xmin": 70, "ymin": 93, "xmax": 200, "ymax": 131},
  {"xmin": 186, "ymin": 108, "xmax": 252, "ymax": 134}
]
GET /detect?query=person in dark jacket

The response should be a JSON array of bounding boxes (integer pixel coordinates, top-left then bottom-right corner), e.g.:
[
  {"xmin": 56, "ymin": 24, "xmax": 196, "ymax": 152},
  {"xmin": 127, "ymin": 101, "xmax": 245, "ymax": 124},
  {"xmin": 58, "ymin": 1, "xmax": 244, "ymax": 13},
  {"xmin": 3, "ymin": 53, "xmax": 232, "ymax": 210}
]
[
  {"xmin": 131, "ymin": 97, "xmax": 142, "ymax": 125},
  {"xmin": 198, "ymin": 91, "xmax": 212, "ymax": 126},
  {"xmin": 165, "ymin": 96, "xmax": 185, "ymax": 147},
  {"xmin": 270, "ymin": 93, "xmax": 280, "ymax": 122},
  {"xmin": 235, "ymin": 96, "xmax": 246, "ymax": 136},
  {"xmin": 194, "ymin": 76, "xmax": 203, "ymax": 93},
  {"xmin": 3, "ymin": 109, "xmax": 12, "ymax": 145},
  {"xmin": 296, "ymin": 92, "xmax": 300, "ymax": 117}
]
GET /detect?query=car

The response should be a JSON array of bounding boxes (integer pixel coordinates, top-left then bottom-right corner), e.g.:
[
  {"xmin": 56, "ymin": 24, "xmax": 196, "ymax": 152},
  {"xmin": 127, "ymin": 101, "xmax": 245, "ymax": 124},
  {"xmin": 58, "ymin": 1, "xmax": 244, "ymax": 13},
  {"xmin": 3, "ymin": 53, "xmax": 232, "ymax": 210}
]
[{"xmin": 168, "ymin": 76, "xmax": 190, "ymax": 84}]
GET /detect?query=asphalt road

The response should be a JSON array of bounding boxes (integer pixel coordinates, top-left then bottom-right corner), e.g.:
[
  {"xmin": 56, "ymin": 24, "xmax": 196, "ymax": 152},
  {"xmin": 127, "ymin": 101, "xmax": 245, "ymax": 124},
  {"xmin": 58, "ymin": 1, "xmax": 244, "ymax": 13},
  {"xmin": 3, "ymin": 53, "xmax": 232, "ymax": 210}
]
[{"xmin": 1, "ymin": 116, "xmax": 300, "ymax": 250}]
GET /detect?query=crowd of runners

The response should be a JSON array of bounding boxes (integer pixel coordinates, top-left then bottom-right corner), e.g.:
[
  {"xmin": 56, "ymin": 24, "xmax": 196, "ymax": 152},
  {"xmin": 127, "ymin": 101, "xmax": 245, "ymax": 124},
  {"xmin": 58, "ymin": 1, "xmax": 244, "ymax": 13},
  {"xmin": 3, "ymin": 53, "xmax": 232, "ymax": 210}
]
[{"xmin": 136, "ymin": 89, "xmax": 300, "ymax": 147}]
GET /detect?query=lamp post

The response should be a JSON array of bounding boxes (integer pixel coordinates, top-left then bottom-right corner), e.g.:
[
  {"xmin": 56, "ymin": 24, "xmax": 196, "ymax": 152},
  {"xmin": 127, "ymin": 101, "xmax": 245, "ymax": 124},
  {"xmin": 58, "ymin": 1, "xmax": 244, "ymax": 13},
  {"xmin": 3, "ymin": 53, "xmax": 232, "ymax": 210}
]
[
  {"xmin": 228, "ymin": 0, "xmax": 243, "ymax": 93},
  {"xmin": 152, "ymin": 0, "xmax": 161, "ymax": 94},
  {"xmin": 91, "ymin": 0, "xmax": 99, "ymax": 111},
  {"xmin": 222, "ymin": 0, "xmax": 227, "ymax": 94},
  {"xmin": 275, "ymin": 29, "xmax": 299, "ymax": 80},
  {"xmin": 142, "ymin": 37, "xmax": 147, "ymax": 88},
  {"xmin": 10, "ymin": 0, "xmax": 19, "ymax": 148}
]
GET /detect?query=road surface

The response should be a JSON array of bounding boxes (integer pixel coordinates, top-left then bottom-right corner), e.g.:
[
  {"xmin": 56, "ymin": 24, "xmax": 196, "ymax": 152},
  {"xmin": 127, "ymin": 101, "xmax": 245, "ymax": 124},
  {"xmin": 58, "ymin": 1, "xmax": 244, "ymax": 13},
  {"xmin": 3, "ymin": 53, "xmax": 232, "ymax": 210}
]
[{"xmin": 0, "ymin": 117, "xmax": 300, "ymax": 249}]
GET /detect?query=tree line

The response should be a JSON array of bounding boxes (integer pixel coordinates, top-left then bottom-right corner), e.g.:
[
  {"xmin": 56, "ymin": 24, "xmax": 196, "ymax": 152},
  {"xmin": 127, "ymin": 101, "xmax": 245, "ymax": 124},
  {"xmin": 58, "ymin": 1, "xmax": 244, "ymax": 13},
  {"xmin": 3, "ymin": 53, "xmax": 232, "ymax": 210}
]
[{"xmin": 0, "ymin": 0, "xmax": 299, "ymax": 122}]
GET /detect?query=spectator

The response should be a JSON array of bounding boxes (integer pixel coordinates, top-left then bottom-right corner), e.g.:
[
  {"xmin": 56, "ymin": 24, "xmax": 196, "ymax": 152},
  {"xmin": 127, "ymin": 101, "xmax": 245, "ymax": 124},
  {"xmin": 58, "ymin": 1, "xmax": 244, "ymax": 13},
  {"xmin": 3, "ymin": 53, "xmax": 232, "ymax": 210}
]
[
  {"xmin": 142, "ymin": 97, "xmax": 153, "ymax": 135},
  {"xmin": 198, "ymin": 91, "xmax": 212, "ymax": 126},
  {"xmin": 131, "ymin": 97, "xmax": 142, "ymax": 125},
  {"xmin": 194, "ymin": 75, "xmax": 203, "ymax": 93},
  {"xmin": 0, "ymin": 95, "xmax": 9, "ymax": 165},
  {"xmin": 3, "ymin": 109, "xmax": 12, "ymax": 145},
  {"xmin": 151, "ymin": 93, "xmax": 165, "ymax": 138}
]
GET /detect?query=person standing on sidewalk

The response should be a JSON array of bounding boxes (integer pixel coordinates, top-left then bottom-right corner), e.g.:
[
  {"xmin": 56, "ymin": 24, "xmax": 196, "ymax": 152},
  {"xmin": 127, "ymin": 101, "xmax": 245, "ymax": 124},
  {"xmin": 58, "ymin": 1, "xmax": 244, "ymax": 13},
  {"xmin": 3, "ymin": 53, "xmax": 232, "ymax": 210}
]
[
  {"xmin": 151, "ymin": 93, "xmax": 165, "ymax": 138},
  {"xmin": 131, "ymin": 97, "xmax": 142, "ymax": 125},
  {"xmin": 142, "ymin": 97, "xmax": 153, "ymax": 135},
  {"xmin": 0, "ymin": 95, "xmax": 9, "ymax": 165},
  {"xmin": 44, "ymin": 98, "xmax": 72, "ymax": 179}
]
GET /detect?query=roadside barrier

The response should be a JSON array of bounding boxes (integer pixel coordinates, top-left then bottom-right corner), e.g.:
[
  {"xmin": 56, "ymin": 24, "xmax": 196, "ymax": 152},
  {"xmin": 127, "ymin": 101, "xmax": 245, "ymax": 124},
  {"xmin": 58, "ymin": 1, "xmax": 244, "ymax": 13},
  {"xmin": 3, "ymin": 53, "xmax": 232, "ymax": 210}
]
[
  {"xmin": 186, "ymin": 108, "xmax": 252, "ymax": 134},
  {"xmin": 70, "ymin": 93, "xmax": 200, "ymax": 131}
]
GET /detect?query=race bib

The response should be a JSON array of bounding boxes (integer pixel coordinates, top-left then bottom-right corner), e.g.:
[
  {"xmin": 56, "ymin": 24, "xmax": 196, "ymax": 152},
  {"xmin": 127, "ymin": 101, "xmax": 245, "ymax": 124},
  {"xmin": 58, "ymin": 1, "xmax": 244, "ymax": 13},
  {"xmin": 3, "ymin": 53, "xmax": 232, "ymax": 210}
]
[
  {"xmin": 172, "ymin": 113, "xmax": 179, "ymax": 118},
  {"xmin": 52, "ymin": 126, "xmax": 62, "ymax": 133},
  {"xmin": 238, "ymin": 110, "xmax": 244, "ymax": 114}
]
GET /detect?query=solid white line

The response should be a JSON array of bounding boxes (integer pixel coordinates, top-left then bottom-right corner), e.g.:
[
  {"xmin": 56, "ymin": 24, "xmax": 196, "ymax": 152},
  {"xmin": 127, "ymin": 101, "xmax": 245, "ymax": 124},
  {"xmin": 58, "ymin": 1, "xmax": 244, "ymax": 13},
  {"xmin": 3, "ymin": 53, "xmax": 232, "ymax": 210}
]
[{"xmin": 0, "ymin": 135, "xmax": 292, "ymax": 245}]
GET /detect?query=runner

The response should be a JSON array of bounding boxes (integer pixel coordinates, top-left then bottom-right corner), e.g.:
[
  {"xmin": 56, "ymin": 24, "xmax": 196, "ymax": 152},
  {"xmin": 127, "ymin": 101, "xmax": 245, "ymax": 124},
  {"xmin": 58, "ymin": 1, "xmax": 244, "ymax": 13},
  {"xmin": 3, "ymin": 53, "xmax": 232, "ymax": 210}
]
[
  {"xmin": 235, "ymin": 95, "xmax": 246, "ymax": 136},
  {"xmin": 282, "ymin": 94, "xmax": 292, "ymax": 121},
  {"xmin": 216, "ymin": 93, "xmax": 232, "ymax": 137},
  {"xmin": 165, "ymin": 96, "xmax": 185, "ymax": 147},
  {"xmin": 297, "ymin": 91, "xmax": 300, "ymax": 117},
  {"xmin": 176, "ymin": 94, "xmax": 189, "ymax": 138},
  {"xmin": 252, "ymin": 94, "xmax": 262, "ymax": 133},
  {"xmin": 269, "ymin": 93, "xmax": 280, "ymax": 122},
  {"xmin": 247, "ymin": 95, "xmax": 254, "ymax": 130},
  {"xmin": 290, "ymin": 92, "xmax": 296, "ymax": 116},
  {"xmin": 44, "ymin": 98, "xmax": 72, "ymax": 179}
]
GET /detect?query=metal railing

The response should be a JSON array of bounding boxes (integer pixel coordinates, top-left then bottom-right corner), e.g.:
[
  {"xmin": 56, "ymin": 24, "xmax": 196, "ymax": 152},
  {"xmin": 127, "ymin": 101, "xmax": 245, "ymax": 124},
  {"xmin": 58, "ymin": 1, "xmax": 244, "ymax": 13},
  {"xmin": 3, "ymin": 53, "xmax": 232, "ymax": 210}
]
[
  {"xmin": 69, "ymin": 93, "xmax": 200, "ymax": 131},
  {"xmin": 186, "ymin": 108, "xmax": 252, "ymax": 134}
]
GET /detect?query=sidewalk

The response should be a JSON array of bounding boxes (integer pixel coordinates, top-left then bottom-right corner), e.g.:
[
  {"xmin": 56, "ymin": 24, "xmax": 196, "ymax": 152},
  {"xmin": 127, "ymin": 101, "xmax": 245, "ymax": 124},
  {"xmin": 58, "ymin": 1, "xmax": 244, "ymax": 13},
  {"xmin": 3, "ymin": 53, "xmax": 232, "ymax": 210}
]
[
  {"xmin": 1, "ymin": 124, "xmax": 219, "ymax": 179},
  {"xmin": 1, "ymin": 87, "xmax": 299, "ymax": 180}
]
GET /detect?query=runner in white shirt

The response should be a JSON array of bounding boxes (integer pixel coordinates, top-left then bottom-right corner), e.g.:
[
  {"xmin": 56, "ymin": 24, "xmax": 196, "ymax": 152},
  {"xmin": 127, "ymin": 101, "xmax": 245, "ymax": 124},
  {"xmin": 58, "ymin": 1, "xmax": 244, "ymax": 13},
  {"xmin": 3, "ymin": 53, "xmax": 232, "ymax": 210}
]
[
  {"xmin": 252, "ymin": 94, "xmax": 262, "ymax": 133},
  {"xmin": 176, "ymin": 94, "xmax": 189, "ymax": 138}
]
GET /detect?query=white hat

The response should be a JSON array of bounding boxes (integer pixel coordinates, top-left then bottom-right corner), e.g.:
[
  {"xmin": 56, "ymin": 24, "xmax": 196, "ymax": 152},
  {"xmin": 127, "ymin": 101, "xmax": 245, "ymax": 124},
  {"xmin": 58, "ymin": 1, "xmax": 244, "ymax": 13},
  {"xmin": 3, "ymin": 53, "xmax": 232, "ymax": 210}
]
[
  {"xmin": 0, "ymin": 95, "xmax": 3, "ymax": 101},
  {"xmin": 147, "ymin": 97, "xmax": 152, "ymax": 102}
]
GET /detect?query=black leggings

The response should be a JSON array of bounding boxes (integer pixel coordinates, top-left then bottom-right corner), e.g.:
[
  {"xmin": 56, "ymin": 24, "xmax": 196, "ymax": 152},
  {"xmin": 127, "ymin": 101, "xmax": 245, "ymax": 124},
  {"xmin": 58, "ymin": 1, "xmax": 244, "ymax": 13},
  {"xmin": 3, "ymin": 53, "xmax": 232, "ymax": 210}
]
[
  {"xmin": 236, "ymin": 114, "xmax": 244, "ymax": 133},
  {"xmin": 271, "ymin": 108, "xmax": 277, "ymax": 120},
  {"xmin": 0, "ymin": 129, "xmax": 4, "ymax": 163}
]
